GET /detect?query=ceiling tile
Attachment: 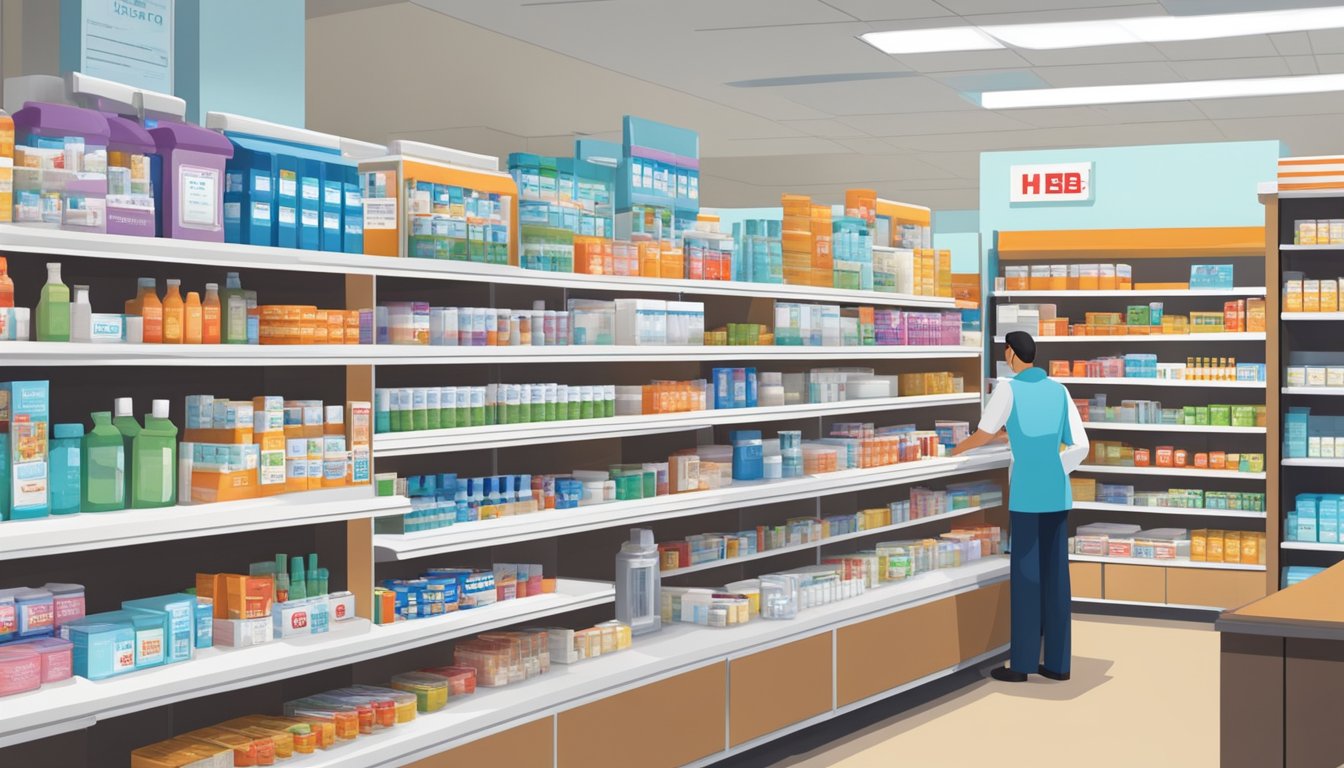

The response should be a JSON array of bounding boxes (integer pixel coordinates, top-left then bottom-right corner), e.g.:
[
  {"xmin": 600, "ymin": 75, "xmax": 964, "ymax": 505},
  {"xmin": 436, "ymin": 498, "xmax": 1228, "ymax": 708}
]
[
  {"xmin": 890, "ymin": 120, "xmax": 1223, "ymax": 153},
  {"xmin": 839, "ymin": 109, "xmax": 1034, "ymax": 136},
  {"xmin": 917, "ymin": 151, "xmax": 983, "ymax": 179},
  {"xmin": 701, "ymin": 136, "xmax": 851, "ymax": 158},
  {"xmin": 308, "ymin": 0, "xmax": 405, "ymax": 18},
  {"xmin": 779, "ymin": 76, "xmax": 974, "ymax": 115},
  {"xmin": 1313, "ymin": 53, "xmax": 1344, "ymax": 73},
  {"xmin": 1007, "ymin": 101, "xmax": 1209, "ymax": 127},
  {"xmin": 939, "ymin": 0, "xmax": 1152, "ymax": 12},
  {"xmin": 1168, "ymin": 56, "xmax": 1291, "ymax": 80},
  {"xmin": 1195, "ymin": 92, "xmax": 1344, "ymax": 119},
  {"xmin": 833, "ymin": 136, "xmax": 905, "ymax": 154},
  {"xmin": 1151, "ymin": 35, "xmax": 1281, "ymax": 61},
  {"xmin": 706, "ymin": 152, "xmax": 956, "ymax": 186},
  {"xmin": 778, "ymin": 118, "xmax": 873, "ymax": 137},
  {"xmin": 822, "ymin": 0, "xmax": 952, "ymax": 22},
  {"xmin": 1308, "ymin": 28, "xmax": 1344, "ymax": 54},
  {"xmin": 1270, "ymin": 31, "xmax": 1313, "ymax": 57},
  {"xmin": 1012, "ymin": 43, "xmax": 1168, "ymax": 67},
  {"xmin": 1035, "ymin": 61, "xmax": 1182, "ymax": 88},
  {"xmin": 892, "ymin": 49, "xmax": 1036, "ymax": 73},
  {"xmin": 1285, "ymin": 55, "xmax": 1320, "ymax": 75}
]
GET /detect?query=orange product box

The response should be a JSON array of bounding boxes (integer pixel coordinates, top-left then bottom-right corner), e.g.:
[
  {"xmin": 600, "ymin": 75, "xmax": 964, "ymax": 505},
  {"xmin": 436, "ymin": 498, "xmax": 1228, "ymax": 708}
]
[
  {"xmin": 1191, "ymin": 530, "xmax": 1207, "ymax": 561},
  {"xmin": 1304, "ymin": 280, "xmax": 1322, "ymax": 312},
  {"xmin": 312, "ymin": 310, "xmax": 329, "ymax": 345},
  {"xmin": 183, "ymin": 727, "xmax": 275, "ymax": 767},
  {"xmin": 1322, "ymin": 280, "xmax": 1340, "ymax": 313},
  {"xmin": 1136, "ymin": 282, "xmax": 1189, "ymax": 291},
  {"xmin": 1134, "ymin": 448, "xmax": 1151, "ymax": 467},
  {"xmin": 203, "ymin": 573, "xmax": 272, "ymax": 620},
  {"xmin": 1210, "ymin": 451, "xmax": 1227, "ymax": 470},
  {"xmin": 1029, "ymin": 265, "xmax": 1051, "ymax": 290},
  {"xmin": 1174, "ymin": 449, "xmax": 1189, "ymax": 467},
  {"xmin": 1072, "ymin": 360, "xmax": 1088, "ymax": 378},
  {"xmin": 1049, "ymin": 360, "xmax": 1071, "ymax": 377},
  {"xmin": 223, "ymin": 726, "xmax": 294, "ymax": 760},
  {"xmin": 1155, "ymin": 446, "xmax": 1175, "ymax": 467},
  {"xmin": 1206, "ymin": 531, "xmax": 1225, "ymax": 563},
  {"xmin": 1241, "ymin": 532, "xmax": 1262, "ymax": 565},
  {"xmin": 1098, "ymin": 264, "xmax": 1117, "ymax": 290},
  {"xmin": 1223, "ymin": 301, "xmax": 1243, "ymax": 333},
  {"xmin": 191, "ymin": 465, "xmax": 260, "ymax": 503},
  {"xmin": 1224, "ymin": 531, "xmax": 1242, "ymax": 564},
  {"xmin": 131, "ymin": 737, "xmax": 234, "ymax": 768},
  {"xmin": 345, "ymin": 310, "xmax": 361, "ymax": 345},
  {"xmin": 1194, "ymin": 452, "xmax": 1209, "ymax": 468},
  {"xmin": 1246, "ymin": 298, "xmax": 1266, "ymax": 332},
  {"xmin": 1284, "ymin": 280, "xmax": 1304, "ymax": 313}
]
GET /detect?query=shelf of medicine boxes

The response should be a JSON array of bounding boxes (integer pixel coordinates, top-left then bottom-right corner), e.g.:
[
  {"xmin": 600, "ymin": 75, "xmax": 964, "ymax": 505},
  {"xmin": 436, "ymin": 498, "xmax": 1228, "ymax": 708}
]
[
  {"xmin": 994, "ymin": 226, "xmax": 1267, "ymax": 260},
  {"xmin": 0, "ymin": 224, "xmax": 957, "ymax": 309},
  {"xmin": 1279, "ymin": 542, "xmax": 1344, "ymax": 552},
  {"xmin": 1072, "ymin": 501, "xmax": 1267, "ymax": 520},
  {"xmin": 1073, "ymin": 465, "xmax": 1267, "ymax": 481},
  {"xmin": 373, "ymin": 449, "xmax": 1012, "ymax": 561},
  {"xmin": 659, "ymin": 503, "xmax": 1001, "ymax": 577},
  {"xmin": 1078, "ymin": 423, "xmax": 1265, "ymax": 435},
  {"xmin": 1280, "ymin": 387, "xmax": 1344, "ymax": 396},
  {"xmin": 1069, "ymin": 554, "xmax": 1266, "ymax": 571},
  {"xmin": 0, "ymin": 578, "xmax": 615, "ymax": 749},
  {"xmin": 994, "ymin": 288, "xmax": 1267, "ymax": 298},
  {"xmin": 0, "ymin": 487, "xmax": 411, "ymax": 561},
  {"xmin": 1054, "ymin": 377, "xmax": 1266, "ymax": 389},
  {"xmin": 992, "ymin": 333, "xmax": 1266, "ymax": 344},
  {"xmin": 375, "ymin": 393, "xmax": 980, "ymax": 456},
  {"xmin": 0, "ymin": 341, "xmax": 978, "ymax": 367},
  {"xmin": 272, "ymin": 557, "xmax": 1010, "ymax": 768}
]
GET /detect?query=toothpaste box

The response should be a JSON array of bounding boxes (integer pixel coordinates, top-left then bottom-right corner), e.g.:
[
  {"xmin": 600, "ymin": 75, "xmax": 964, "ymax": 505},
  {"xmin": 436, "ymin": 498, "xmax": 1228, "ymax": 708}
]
[{"xmin": 1, "ymin": 380, "xmax": 50, "ymax": 520}]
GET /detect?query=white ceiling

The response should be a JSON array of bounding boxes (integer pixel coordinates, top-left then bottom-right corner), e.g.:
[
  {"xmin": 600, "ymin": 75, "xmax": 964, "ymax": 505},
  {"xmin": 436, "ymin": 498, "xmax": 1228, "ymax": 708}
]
[{"xmin": 304, "ymin": 0, "xmax": 1344, "ymax": 209}]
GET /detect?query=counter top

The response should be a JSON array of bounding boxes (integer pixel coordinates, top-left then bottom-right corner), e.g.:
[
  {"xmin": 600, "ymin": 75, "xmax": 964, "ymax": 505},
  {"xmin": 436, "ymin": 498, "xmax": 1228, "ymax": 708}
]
[{"xmin": 1216, "ymin": 560, "xmax": 1344, "ymax": 640}]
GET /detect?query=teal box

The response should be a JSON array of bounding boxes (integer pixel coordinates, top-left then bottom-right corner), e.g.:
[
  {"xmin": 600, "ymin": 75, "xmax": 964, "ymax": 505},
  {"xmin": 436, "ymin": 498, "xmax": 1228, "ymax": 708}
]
[
  {"xmin": 188, "ymin": 594, "xmax": 212, "ymax": 649},
  {"xmin": 321, "ymin": 162, "xmax": 344, "ymax": 253},
  {"xmin": 343, "ymin": 166, "xmax": 363, "ymax": 254},
  {"xmin": 122, "ymin": 594, "xmax": 196, "ymax": 664},
  {"xmin": 62, "ymin": 622, "xmax": 136, "ymax": 680},
  {"xmin": 2, "ymin": 380, "xmax": 50, "ymax": 520},
  {"xmin": 1320, "ymin": 497, "xmax": 1340, "ymax": 544},
  {"xmin": 275, "ymin": 156, "xmax": 299, "ymax": 249},
  {"xmin": 64, "ymin": 610, "xmax": 166, "ymax": 671},
  {"xmin": 298, "ymin": 156, "xmax": 323, "ymax": 251}
]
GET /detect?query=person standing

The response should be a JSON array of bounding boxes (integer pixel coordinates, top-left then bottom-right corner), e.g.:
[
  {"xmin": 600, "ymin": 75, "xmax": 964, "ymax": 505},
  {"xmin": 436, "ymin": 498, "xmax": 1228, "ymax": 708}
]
[{"xmin": 952, "ymin": 331, "xmax": 1088, "ymax": 682}]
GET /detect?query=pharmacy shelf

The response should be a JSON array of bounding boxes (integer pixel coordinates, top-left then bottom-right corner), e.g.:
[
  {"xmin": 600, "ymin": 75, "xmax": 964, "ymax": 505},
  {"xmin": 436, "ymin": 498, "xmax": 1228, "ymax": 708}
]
[
  {"xmin": 1282, "ymin": 312, "xmax": 1344, "ymax": 321},
  {"xmin": 993, "ymin": 333, "xmax": 1266, "ymax": 344},
  {"xmin": 1282, "ymin": 387, "xmax": 1344, "ymax": 396},
  {"xmin": 1072, "ymin": 501, "xmax": 1267, "ymax": 519},
  {"xmin": 0, "ymin": 488, "xmax": 410, "ymax": 561},
  {"xmin": 374, "ymin": 393, "xmax": 980, "ymax": 456},
  {"xmin": 0, "ymin": 224, "xmax": 955, "ymax": 309},
  {"xmin": 282, "ymin": 557, "xmax": 1009, "ymax": 768},
  {"xmin": 1075, "ymin": 465, "xmax": 1266, "ymax": 480},
  {"xmin": 373, "ymin": 449, "xmax": 1011, "ymax": 560},
  {"xmin": 0, "ymin": 579, "xmax": 612, "ymax": 749},
  {"xmin": 1056, "ymin": 377, "xmax": 1266, "ymax": 389},
  {"xmin": 659, "ymin": 503, "xmax": 1000, "ymax": 577},
  {"xmin": 1080, "ymin": 422, "xmax": 1266, "ymax": 435},
  {"xmin": 1282, "ymin": 458, "xmax": 1344, "ymax": 468},
  {"xmin": 993, "ymin": 288, "xmax": 1266, "ymax": 298},
  {"xmin": 0, "ymin": 341, "xmax": 976, "ymax": 367},
  {"xmin": 1280, "ymin": 542, "xmax": 1344, "ymax": 552},
  {"xmin": 1073, "ymin": 597, "xmax": 1223, "ymax": 611},
  {"xmin": 1069, "ymin": 555, "xmax": 1266, "ymax": 571}
]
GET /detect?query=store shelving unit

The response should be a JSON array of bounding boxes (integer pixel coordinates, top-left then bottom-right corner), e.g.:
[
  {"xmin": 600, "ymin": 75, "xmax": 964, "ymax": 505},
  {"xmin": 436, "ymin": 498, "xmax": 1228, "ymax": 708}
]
[
  {"xmin": 1265, "ymin": 184, "xmax": 1344, "ymax": 584},
  {"xmin": 991, "ymin": 225, "xmax": 1272, "ymax": 610},
  {"xmin": 1069, "ymin": 554, "xmax": 1265, "ymax": 572},
  {"xmin": 0, "ymin": 208, "xmax": 1010, "ymax": 767}
]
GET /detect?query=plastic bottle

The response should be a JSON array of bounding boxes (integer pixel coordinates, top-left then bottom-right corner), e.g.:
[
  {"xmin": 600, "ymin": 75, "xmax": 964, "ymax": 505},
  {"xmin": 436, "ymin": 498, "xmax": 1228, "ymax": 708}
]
[
  {"xmin": 70, "ymin": 285, "xmax": 92, "ymax": 343},
  {"xmin": 614, "ymin": 528, "xmax": 661, "ymax": 636},
  {"xmin": 131, "ymin": 399, "xmax": 177, "ymax": 508},
  {"xmin": 129, "ymin": 278, "xmax": 162, "ymax": 344},
  {"xmin": 82, "ymin": 411, "xmax": 125, "ymax": 512},
  {"xmin": 112, "ymin": 397, "xmax": 141, "ymax": 505},
  {"xmin": 0, "ymin": 256, "xmax": 13, "ymax": 308},
  {"xmin": 184, "ymin": 291, "xmax": 202, "ymax": 344},
  {"xmin": 245, "ymin": 290, "xmax": 259, "ymax": 345},
  {"xmin": 221, "ymin": 272, "xmax": 246, "ymax": 344},
  {"xmin": 161, "ymin": 279, "xmax": 184, "ymax": 344},
  {"xmin": 49, "ymin": 423, "xmax": 83, "ymax": 515},
  {"xmin": 202, "ymin": 283, "xmax": 221, "ymax": 344},
  {"xmin": 36, "ymin": 262, "xmax": 70, "ymax": 342}
]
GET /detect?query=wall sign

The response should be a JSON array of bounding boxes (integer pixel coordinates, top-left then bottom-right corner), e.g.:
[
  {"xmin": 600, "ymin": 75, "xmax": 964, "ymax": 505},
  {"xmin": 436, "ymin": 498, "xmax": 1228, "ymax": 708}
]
[
  {"xmin": 80, "ymin": 0, "xmax": 174, "ymax": 93},
  {"xmin": 1010, "ymin": 162, "xmax": 1093, "ymax": 203}
]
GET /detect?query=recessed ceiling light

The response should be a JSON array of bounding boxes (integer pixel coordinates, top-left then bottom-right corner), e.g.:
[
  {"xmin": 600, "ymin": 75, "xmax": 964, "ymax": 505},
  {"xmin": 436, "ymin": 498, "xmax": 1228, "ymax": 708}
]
[
  {"xmin": 860, "ymin": 27, "xmax": 1003, "ymax": 55},
  {"xmin": 980, "ymin": 72, "xmax": 1344, "ymax": 109},
  {"xmin": 864, "ymin": 6, "xmax": 1344, "ymax": 54}
]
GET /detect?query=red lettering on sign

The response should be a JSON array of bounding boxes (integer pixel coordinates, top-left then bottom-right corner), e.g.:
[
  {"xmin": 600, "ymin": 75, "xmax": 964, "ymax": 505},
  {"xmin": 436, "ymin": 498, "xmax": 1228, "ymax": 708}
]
[
  {"xmin": 1021, "ymin": 174, "xmax": 1041, "ymax": 195},
  {"xmin": 292, "ymin": 613, "xmax": 308, "ymax": 629},
  {"xmin": 1021, "ymin": 171, "xmax": 1085, "ymax": 197}
]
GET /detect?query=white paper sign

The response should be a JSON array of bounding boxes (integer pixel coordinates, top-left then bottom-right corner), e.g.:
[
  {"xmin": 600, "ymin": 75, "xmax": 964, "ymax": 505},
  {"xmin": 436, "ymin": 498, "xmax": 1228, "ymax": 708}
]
[
  {"xmin": 1010, "ymin": 162, "xmax": 1093, "ymax": 203},
  {"xmin": 80, "ymin": 0, "xmax": 174, "ymax": 93},
  {"xmin": 180, "ymin": 167, "xmax": 218, "ymax": 226},
  {"xmin": 364, "ymin": 197, "xmax": 398, "ymax": 230}
]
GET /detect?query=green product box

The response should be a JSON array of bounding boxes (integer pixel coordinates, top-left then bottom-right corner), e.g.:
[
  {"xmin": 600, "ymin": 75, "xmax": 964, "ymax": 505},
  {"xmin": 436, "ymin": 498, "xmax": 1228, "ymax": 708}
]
[
  {"xmin": 1182, "ymin": 405, "xmax": 1196, "ymax": 425},
  {"xmin": 1126, "ymin": 305, "xmax": 1150, "ymax": 326},
  {"xmin": 390, "ymin": 409, "xmax": 404, "ymax": 432},
  {"xmin": 580, "ymin": 399, "xmax": 594, "ymax": 420},
  {"xmin": 474, "ymin": 405, "xmax": 487, "ymax": 426},
  {"xmin": 426, "ymin": 407, "xmax": 441, "ymax": 431},
  {"xmin": 1194, "ymin": 407, "xmax": 1210, "ymax": 426},
  {"xmin": 643, "ymin": 470, "xmax": 657, "ymax": 498},
  {"xmin": 1231, "ymin": 405, "xmax": 1257, "ymax": 427},
  {"xmin": 545, "ymin": 401, "xmax": 557, "ymax": 422},
  {"xmin": 413, "ymin": 408, "xmax": 429, "ymax": 432},
  {"xmin": 441, "ymin": 406, "xmax": 455, "ymax": 430},
  {"xmin": 604, "ymin": 398, "xmax": 615, "ymax": 419},
  {"xmin": 1208, "ymin": 405, "xmax": 1231, "ymax": 427},
  {"xmin": 568, "ymin": 400, "xmax": 581, "ymax": 420},
  {"xmin": 531, "ymin": 402, "xmax": 545, "ymax": 422}
]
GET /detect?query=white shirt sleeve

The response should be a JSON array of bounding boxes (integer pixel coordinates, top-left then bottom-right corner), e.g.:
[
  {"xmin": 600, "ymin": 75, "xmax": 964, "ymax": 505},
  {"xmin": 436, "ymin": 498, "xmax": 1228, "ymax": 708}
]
[
  {"xmin": 977, "ymin": 379, "xmax": 1013, "ymax": 435},
  {"xmin": 1060, "ymin": 393, "xmax": 1090, "ymax": 474}
]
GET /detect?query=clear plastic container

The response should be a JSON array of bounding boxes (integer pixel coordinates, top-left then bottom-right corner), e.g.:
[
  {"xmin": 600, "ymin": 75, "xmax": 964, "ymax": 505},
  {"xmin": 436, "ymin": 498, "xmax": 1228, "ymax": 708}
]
[
  {"xmin": 390, "ymin": 671, "xmax": 450, "ymax": 712},
  {"xmin": 615, "ymin": 528, "xmax": 661, "ymax": 636}
]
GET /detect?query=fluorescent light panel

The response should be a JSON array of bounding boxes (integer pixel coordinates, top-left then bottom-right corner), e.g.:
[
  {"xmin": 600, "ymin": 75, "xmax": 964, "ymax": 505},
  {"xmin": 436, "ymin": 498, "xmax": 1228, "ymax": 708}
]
[
  {"xmin": 863, "ymin": 5, "xmax": 1344, "ymax": 54},
  {"xmin": 981, "ymin": 72, "xmax": 1344, "ymax": 109}
]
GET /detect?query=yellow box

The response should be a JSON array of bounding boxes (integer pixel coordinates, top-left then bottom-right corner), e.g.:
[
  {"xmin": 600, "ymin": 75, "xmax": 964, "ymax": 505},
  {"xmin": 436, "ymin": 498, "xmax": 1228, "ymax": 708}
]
[{"xmin": 1285, "ymin": 280, "xmax": 1304, "ymax": 313}]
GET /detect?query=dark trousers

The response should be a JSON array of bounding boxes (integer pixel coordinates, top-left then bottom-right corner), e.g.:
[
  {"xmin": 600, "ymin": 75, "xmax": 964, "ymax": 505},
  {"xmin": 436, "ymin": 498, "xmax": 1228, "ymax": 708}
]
[{"xmin": 1009, "ymin": 510, "xmax": 1071, "ymax": 675}]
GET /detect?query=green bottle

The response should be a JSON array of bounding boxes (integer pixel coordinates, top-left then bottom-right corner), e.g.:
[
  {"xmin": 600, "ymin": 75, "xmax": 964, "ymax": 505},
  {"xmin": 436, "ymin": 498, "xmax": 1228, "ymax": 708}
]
[
  {"xmin": 36, "ymin": 262, "xmax": 70, "ymax": 342},
  {"xmin": 132, "ymin": 399, "xmax": 177, "ymax": 509},
  {"xmin": 221, "ymin": 272, "xmax": 247, "ymax": 344},
  {"xmin": 112, "ymin": 397, "xmax": 141, "ymax": 506},
  {"xmin": 82, "ymin": 412, "xmax": 126, "ymax": 512}
]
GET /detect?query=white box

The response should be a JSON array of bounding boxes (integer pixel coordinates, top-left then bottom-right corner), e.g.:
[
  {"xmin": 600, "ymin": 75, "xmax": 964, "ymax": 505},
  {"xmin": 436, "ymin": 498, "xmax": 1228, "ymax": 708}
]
[
  {"xmin": 328, "ymin": 591, "xmax": 357, "ymax": 622},
  {"xmin": 1308, "ymin": 367, "xmax": 1328, "ymax": 387},
  {"xmin": 1287, "ymin": 367, "xmax": 1308, "ymax": 387},
  {"xmin": 213, "ymin": 617, "xmax": 273, "ymax": 648}
]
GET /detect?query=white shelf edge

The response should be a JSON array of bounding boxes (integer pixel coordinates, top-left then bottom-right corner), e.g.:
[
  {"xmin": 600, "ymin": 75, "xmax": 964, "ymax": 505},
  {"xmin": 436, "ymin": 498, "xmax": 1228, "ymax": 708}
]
[
  {"xmin": 659, "ymin": 503, "xmax": 1001, "ymax": 577},
  {"xmin": 1282, "ymin": 312, "xmax": 1344, "ymax": 321},
  {"xmin": 1075, "ymin": 466, "xmax": 1266, "ymax": 480},
  {"xmin": 277, "ymin": 559, "xmax": 1010, "ymax": 768},
  {"xmin": 374, "ymin": 394, "xmax": 980, "ymax": 456},
  {"xmin": 1056, "ymin": 377, "xmax": 1265, "ymax": 389},
  {"xmin": 0, "ymin": 488, "xmax": 409, "ymax": 561},
  {"xmin": 1072, "ymin": 501, "xmax": 1267, "ymax": 519},
  {"xmin": 0, "ymin": 341, "xmax": 978, "ymax": 367},
  {"xmin": 373, "ymin": 450, "xmax": 1012, "ymax": 560},
  {"xmin": 1280, "ymin": 541, "xmax": 1344, "ymax": 552},
  {"xmin": 993, "ymin": 333, "xmax": 1265, "ymax": 343},
  {"xmin": 1079, "ymin": 422, "xmax": 1266, "ymax": 434},
  {"xmin": 1069, "ymin": 555, "xmax": 1265, "ymax": 571},
  {"xmin": 0, "ymin": 224, "xmax": 956, "ymax": 309},
  {"xmin": 993, "ymin": 288, "xmax": 1265, "ymax": 298},
  {"xmin": 1282, "ymin": 458, "xmax": 1344, "ymax": 467},
  {"xmin": 1073, "ymin": 597, "xmax": 1223, "ymax": 611},
  {"xmin": 1283, "ymin": 387, "xmax": 1344, "ymax": 396},
  {"xmin": 0, "ymin": 580, "xmax": 614, "ymax": 749}
]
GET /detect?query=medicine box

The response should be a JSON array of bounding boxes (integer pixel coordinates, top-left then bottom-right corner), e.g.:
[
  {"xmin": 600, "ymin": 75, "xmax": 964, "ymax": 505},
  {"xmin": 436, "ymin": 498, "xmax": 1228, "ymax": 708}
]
[{"xmin": 1, "ymin": 380, "xmax": 50, "ymax": 520}]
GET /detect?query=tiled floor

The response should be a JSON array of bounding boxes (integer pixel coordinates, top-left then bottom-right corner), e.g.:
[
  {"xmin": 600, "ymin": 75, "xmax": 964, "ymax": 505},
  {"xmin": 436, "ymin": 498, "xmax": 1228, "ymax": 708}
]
[{"xmin": 726, "ymin": 614, "xmax": 1220, "ymax": 768}]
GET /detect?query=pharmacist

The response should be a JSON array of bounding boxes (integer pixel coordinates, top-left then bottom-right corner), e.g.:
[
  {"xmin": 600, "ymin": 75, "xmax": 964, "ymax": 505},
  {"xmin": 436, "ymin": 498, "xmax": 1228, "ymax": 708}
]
[{"xmin": 951, "ymin": 331, "xmax": 1088, "ymax": 683}]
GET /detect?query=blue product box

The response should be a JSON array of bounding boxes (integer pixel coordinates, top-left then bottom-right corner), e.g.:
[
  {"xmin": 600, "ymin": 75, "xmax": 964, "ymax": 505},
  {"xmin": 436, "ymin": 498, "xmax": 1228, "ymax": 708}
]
[
  {"xmin": 746, "ymin": 368, "xmax": 758, "ymax": 408},
  {"xmin": 189, "ymin": 595, "xmax": 213, "ymax": 648},
  {"xmin": 221, "ymin": 136, "xmax": 278, "ymax": 246},
  {"xmin": 343, "ymin": 166, "xmax": 363, "ymax": 254},
  {"xmin": 1286, "ymin": 408, "xmax": 1310, "ymax": 459},
  {"xmin": 297, "ymin": 156, "xmax": 324, "ymax": 251},
  {"xmin": 1320, "ymin": 497, "xmax": 1340, "ymax": 544},
  {"xmin": 122, "ymin": 594, "xmax": 196, "ymax": 664},
  {"xmin": 275, "ymin": 157, "xmax": 299, "ymax": 249},
  {"xmin": 63, "ymin": 622, "xmax": 136, "ymax": 680},
  {"xmin": 2, "ymin": 380, "xmax": 50, "ymax": 520},
  {"xmin": 321, "ymin": 162, "xmax": 344, "ymax": 252},
  {"xmin": 1190, "ymin": 264, "xmax": 1234, "ymax": 290}
]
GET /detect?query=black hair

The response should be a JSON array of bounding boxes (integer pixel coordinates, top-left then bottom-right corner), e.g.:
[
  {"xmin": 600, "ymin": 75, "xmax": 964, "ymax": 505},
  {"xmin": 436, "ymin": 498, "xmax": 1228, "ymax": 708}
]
[{"xmin": 1005, "ymin": 331, "xmax": 1037, "ymax": 364}]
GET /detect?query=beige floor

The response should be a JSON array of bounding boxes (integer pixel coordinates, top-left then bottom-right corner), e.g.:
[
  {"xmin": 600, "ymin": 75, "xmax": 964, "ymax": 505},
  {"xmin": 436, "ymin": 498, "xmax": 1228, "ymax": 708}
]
[{"xmin": 779, "ymin": 615, "xmax": 1220, "ymax": 768}]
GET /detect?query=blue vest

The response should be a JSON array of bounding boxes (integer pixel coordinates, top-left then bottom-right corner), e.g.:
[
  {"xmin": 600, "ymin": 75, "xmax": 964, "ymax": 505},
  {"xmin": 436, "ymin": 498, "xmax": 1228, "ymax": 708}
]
[{"xmin": 1006, "ymin": 368, "xmax": 1073, "ymax": 513}]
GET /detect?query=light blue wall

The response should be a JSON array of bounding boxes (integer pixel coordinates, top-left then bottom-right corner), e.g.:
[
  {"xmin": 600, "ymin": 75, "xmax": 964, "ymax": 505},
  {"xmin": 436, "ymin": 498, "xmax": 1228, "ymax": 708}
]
[
  {"xmin": 933, "ymin": 209, "xmax": 979, "ymax": 235},
  {"xmin": 174, "ymin": 0, "xmax": 305, "ymax": 126},
  {"xmin": 979, "ymin": 140, "xmax": 1282, "ymax": 261}
]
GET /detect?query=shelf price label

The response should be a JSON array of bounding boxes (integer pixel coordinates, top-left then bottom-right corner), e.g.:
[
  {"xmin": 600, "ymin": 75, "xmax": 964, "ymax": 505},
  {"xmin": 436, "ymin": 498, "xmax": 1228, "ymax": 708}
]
[{"xmin": 1010, "ymin": 162, "xmax": 1093, "ymax": 203}]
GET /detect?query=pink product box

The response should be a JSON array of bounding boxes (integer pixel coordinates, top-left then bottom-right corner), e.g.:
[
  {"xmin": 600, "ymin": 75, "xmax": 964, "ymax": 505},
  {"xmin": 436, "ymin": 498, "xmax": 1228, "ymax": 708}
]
[{"xmin": 13, "ymin": 636, "xmax": 73, "ymax": 683}]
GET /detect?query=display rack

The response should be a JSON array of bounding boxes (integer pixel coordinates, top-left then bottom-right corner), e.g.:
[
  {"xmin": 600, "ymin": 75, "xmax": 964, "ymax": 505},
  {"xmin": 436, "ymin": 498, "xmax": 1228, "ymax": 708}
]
[
  {"xmin": 0, "ymin": 211, "xmax": 1007, "ymax": 766},
  {"xmin": 991, "ymin": 226, "xmax": 1272, "ymax": 611}
]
